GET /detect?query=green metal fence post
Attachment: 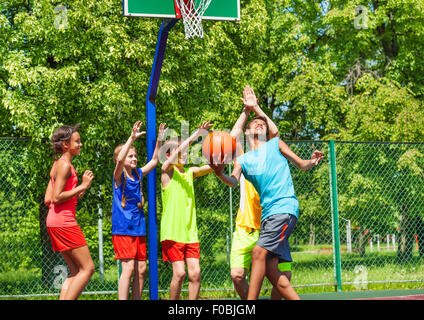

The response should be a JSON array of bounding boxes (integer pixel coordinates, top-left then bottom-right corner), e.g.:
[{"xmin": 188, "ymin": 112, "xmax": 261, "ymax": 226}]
[{"xmin": 329, "ymin": 140, "xmax": 342, "ymax": 292}]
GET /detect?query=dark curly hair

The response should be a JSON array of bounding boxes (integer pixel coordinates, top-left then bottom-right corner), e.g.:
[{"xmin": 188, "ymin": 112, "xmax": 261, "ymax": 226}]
[{"xmin": 51, "ymin": 123, "xmax": 80, "ymax": 157}]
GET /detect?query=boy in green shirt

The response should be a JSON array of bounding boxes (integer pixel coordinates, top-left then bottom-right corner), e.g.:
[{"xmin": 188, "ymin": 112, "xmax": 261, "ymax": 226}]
[{"xmin": 160, "ymin": 121, "xmax": 213, "ymax": 300}]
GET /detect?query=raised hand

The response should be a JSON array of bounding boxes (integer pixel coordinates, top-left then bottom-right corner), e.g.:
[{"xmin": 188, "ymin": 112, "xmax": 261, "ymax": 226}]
[
  {"xmin": 241, "ymin": 85, "xmax": 259, "ymax": 110},
  {"xmin": 130, "ymin": 121, "xmax": 146, "ymax": 141},
  {"xmin": 196, "ymin": 121, "xmax": 213, "ymax": 136},
  {"xmin": 157, "ymin": 123, "xmax": 167, "ymax": 141}
]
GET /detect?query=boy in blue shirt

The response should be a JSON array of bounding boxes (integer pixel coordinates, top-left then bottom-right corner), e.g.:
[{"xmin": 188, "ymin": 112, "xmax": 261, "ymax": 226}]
[{"xmin": 210, "ymin": 86, "xmax": 323, "ymax": 300}]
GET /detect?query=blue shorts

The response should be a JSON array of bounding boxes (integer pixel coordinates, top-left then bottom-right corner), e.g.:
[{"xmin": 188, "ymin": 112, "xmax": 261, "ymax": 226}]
[{"xmin": 256, "ymin": 213, "xmax": 297, "ymax": 263}]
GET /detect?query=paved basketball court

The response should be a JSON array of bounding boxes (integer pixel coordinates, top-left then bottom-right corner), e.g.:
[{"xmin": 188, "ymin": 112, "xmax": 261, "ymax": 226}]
[{"xmin": 298, "ymin": 289, "xmax": 424, "ymax": 300}]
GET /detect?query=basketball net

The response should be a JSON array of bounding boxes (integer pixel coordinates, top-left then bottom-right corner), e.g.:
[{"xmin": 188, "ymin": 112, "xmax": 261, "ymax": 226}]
[{"xmin": 175, "ymin": 0, "xmax": 212, "ymax": 39}]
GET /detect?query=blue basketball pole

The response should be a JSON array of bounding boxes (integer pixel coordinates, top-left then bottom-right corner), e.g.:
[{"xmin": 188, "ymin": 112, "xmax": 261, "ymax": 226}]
[{"xmin": 146, "ymin": 18, "xmax": 178, "ymax": 300}]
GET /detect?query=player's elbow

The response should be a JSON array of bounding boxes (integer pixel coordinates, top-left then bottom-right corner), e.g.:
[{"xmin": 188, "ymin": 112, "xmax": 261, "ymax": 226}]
[
  {"xmin": 299, "ymin": 160, "xmax": 311, "ymax": 171},
  {"xmin": 270, "ymin": 130, "xmax": 280, "ymax": 139},
  {"xmin": 51, "ymin": 193, "xmax": 62, "ymax": 204},
  {"xmin": 230, "ymin": 130, "xmax": 240, "ymax": 140},
  {"xmin": 227, "ymin": 176, "xmax": 239, "ymax": 188},
  {"xmin": 44, "ymin": 192, "xmax": 51, "ymax": 206},
  {"xmin": 115, "ymin": 158, "xmax": 127, "ymax": 170},
  {"xmin": 161, "ymin": 162, "xmax": 170, "ymax": 172}
]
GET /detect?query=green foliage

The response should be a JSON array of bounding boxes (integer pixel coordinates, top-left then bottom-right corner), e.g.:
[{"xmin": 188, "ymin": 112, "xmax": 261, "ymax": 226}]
[{"xmin": 1, "ymin": 0, "xmax": 424, "ymax": 297}]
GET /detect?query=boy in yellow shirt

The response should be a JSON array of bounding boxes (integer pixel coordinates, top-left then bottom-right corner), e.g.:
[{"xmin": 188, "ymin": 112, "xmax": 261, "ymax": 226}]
[{"xmin": 160, "ymin": 121, "xmax": 213, "ymax": 300}]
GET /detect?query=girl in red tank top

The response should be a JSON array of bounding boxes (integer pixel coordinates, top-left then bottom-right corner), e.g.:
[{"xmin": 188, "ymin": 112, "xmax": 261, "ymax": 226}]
[
  {"xmin": 44, "ymin": 124, "xmax": 95, "ymax": 300},
  {"xmin": 46, "ymin": 158, "xmax": 78, "ymax": 227}
]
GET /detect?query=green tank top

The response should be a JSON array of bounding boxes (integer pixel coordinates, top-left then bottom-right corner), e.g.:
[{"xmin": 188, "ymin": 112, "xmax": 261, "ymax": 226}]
[{"xmin": 160, "ymin": 167, "xmax": 198, "ymax": 243}]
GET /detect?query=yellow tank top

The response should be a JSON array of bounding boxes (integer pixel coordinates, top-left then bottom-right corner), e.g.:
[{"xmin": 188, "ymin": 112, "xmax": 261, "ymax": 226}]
[
  {"xmin": 160, "ymin": 167, "xmax": 198, "ymax": 243},
  {"xmin": 235, "ymin": 174, "xmax": 261, "ymax": 231}
]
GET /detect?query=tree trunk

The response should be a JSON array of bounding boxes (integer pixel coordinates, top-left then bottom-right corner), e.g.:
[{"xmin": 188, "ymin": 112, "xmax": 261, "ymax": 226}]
[
  {"xmin": 358, "ymin": 227, "xmax": 369, "ymax": 257},
  {"xmin": 397, "ymin": 208, "xmax": 414, "ymax": 261}
]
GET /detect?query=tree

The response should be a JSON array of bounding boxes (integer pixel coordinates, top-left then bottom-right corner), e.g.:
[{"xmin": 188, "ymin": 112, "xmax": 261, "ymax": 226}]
[{"xmin": 2, "ymin": 0, "xmax": 424, "ymax": 291}]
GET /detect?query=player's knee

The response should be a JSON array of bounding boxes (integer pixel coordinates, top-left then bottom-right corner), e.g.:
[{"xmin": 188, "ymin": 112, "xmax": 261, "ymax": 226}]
[
  {"xmin": 188, "ymin": 267, "xmax": 201, "ymax": 283},
  {"xmin": 173, "ymin": 269, "xmax": 186, "ymax": 282},
  {"xmin": 138, "ymin": 262, "xmax": 147, "ymax": 277},
  {"xmin": 277, "ymin": 274, "xmax": 291, "ymax": 289},
  {"xmin": 282, "ymin": 271, "xmax": 291, "ymax": 282},
  {"xmin": 251, "ymin": 246, "xmax": 266, "ymax": 261},
  {"xmin": 122, "ymin": 263, "xmax": 135, "ymax": 276},
  {"xmin": 67, "ymin": 270, "xmax": 78, "ymax": 278},
  {"xmin": 87, "ymin": 262, "xmax": 95, "ymax": 276},
  {"xmin": 230, "ymin": 269, "xmax": 245, "ymax": 283}
]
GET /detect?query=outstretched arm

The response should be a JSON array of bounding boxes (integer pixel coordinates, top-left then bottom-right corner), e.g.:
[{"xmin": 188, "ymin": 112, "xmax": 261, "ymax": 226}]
[
  {"xmin": 161, "ymin": 121, "xmax": 213, "ymax": 173},
  {"xmin": 191, "ymin": 165, "xmax": 214, "ymax": 179},
  {"xmin": 209, "ymin": 159, "xmax": 242, "ymax": 188},
  {"xmin": 230, "ymin": 106, "xmax": 251, "ymax": 141},
  {"xmin": 114, "ymin": 121, "xmax": 145, "ymax": 185},
  {"xmin": 242, "ymin": 85, "xmax": 279, "ymax": 139},
  {"xmin": 230, "ymin": 103, "xmax": 250, "ymax": 158},
  {"xmin": 279, "ymin": 140, "xmax": 324, "ymax": 171},
  {"xmin": 141, "ymin": 123, "xmax": 167, "ymax": 175}
]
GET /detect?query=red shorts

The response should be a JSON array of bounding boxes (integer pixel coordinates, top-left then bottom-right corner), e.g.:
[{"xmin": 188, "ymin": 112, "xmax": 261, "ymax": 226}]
[
  {"xmin": 47, "ymin": 225, "xmax": 87, "ymax": 253},
  {"xmin": 112, "ymin": 235, "xmax": 146, "ymax": 261},
  {"xmin": 161, "ymin": 240, "xmax": 200, "ymax": 262}
]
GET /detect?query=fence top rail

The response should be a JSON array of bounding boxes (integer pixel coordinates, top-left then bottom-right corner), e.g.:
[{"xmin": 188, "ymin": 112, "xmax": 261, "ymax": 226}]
[
  {"xmin": 0, "ymin": 137, "xmax": 31, "ymax": 141},
  {"xmin": 285, "ymin": 140, "xmax": 424, "ymax": 146},
  {"xmin": 1, "ymin": 137, "xmax": 424, "ymax": 146}
]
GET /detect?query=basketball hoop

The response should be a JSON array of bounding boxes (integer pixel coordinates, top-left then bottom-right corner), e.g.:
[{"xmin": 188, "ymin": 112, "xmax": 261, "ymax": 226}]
[{"xmin": 175, "ymin": 0, "xmax": 212, "ymax": 39}]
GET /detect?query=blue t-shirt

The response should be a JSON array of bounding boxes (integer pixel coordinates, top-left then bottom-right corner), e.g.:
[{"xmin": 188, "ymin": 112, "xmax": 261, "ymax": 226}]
[
  {"xmin": 112, "ymin": 168, "xmax": 146, "ymax": 236},
  {"xmin": 236, "ymin": 137, "xmax": 299, "ymax": 221}
]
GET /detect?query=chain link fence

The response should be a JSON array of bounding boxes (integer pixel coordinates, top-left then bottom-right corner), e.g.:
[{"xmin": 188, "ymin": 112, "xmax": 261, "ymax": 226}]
[{"xmin": 1, "ymin": 138, "xmax": 423, "ymax": 298}]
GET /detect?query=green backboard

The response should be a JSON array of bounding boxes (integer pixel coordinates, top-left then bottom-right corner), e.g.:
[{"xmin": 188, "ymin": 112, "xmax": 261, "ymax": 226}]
[{"xmin": 123, "ymin": 0, "xmax": 240, "ymax": 21}]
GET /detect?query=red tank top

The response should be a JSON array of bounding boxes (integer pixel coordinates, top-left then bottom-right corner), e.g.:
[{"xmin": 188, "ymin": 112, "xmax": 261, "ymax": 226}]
[{"xmin": 46, "ymin": 158, "xmax": 78, "ymax": 227}]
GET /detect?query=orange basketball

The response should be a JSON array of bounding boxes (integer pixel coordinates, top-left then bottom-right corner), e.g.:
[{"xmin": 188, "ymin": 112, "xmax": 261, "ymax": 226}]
[{"xmin": 202, "ymin": 131, "xmax": 236, "ymax": 165}]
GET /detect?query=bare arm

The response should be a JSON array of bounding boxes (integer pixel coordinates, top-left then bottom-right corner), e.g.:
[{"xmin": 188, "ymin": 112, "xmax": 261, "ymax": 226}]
[
  {"xmin": 242, "ymin": 85, "xmax": 280, "ymax": 139},
  {"xmin": 141, "ymin": 123, "xmax": 167, "ymax": 175},
  {"xmin": 114, "ymin": 121, "xmax": 145, "ymax": 186},
  {"xmin": 279, "ymin": 140, "xmax": 324, "ymax": 171},
  {"xmin": 191, "ymin": 165, "xmax": 214, "ymax": 179},
  {"xmin": 210, "ymin": 159, "xmax": 242, "ymax": 188},
  {"xmin": 44, "ymin": 180, "xmax": 53, "ymax": 206},
  {"xmin": 230, "ymin": 107, "xmax": 251, "ymax": 140},
  {"xmin": 253, "ymin": 105, "xmax": 279, "ymax": 138},
  {"xmin": 161, "ymin": 121, "xmax": 213, "ymax": 173}
]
